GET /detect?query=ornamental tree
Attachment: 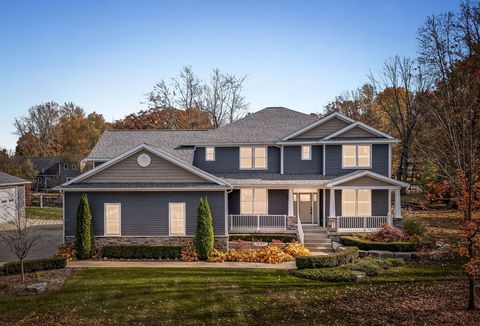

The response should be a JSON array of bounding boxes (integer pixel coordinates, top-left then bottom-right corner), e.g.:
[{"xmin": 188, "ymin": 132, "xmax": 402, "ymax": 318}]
[{"xmin": 195, "ymin": 197, "xmax": 214, "ymax": 260}]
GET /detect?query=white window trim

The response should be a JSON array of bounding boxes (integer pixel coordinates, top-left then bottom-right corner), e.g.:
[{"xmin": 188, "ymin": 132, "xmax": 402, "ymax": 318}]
[
  {"xmin": 341, "ymin": 189, "xmax": 372, "ymax": 216},
  {"xmin": 342, "ymin": 144, "xmax": 372, "ymax": 169},
  {"xmin": 301, "ymin": 145, "xmax": 312, "ymax": 160},
  {"xmin": 239, "ymin": 146, "xmax": 268, "ymax": 170},
  {"xmin": 104, "ymin": 203, "xmax": 121, "ymax": 236},
  {"xmin": 205, "ymin": 147, "xmax": 215, "ymax": 161},
  {"xmin": 240, "ymin": 188, "xmax": 268, "ymax": 215},
  {"xmin": 169, "ymin": 202, "xmax": 186, "ymax": 236}
]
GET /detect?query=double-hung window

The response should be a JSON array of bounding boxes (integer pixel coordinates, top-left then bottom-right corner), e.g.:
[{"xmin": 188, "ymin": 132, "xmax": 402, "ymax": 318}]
[
  {"xmin": 205, "ymin": 147, "xmax": 215, "ymax": 161},
  {"xmin": 341, "ymin": 189, "xmax": 371, "ymax": 216},
  {"xmin": 342, "ymin": 145, "xmax": 371, "ymax": 168},
  {"xmin": 240, "ymin": 189, "xmax": 267, "ymax": 214},
  {"xmin": 240, "ymin": 146, "xmax": 267, "ymax": 169},
  {"xmin": 104, "ymin": 203, "xmax": 121, "ymax": 236},
  {"xmin": 169, "ymin": 203, "xmax": 186, "ymax": 235},
  {"xmin": 301, "ymin": 145, "xmax": 312, "ymax": 160}
]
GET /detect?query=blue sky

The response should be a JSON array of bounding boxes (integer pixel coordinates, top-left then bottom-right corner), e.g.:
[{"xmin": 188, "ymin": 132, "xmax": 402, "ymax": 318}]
[{"xmin": 0, "ymin": 0, "xmax": 461, "ymax": 150}]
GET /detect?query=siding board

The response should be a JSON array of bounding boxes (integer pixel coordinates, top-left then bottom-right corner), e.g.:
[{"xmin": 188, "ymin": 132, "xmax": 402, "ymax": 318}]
[
  {"xmin": 283, "ymin": 145, "xmax": 323, "ymax": 174},
  {"xmin": 325, "ymin": 144, "xmax": 389, "ymax": 176},
  {"xmin": 293, "ymin": 117, "xmax": 350, "ymax": 139}
]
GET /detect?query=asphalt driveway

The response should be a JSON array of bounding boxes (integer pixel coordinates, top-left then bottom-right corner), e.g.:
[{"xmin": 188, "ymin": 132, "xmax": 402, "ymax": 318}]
[{"xmin": 0, "ymin": 224, "xmax": 63, "ymax": 264}]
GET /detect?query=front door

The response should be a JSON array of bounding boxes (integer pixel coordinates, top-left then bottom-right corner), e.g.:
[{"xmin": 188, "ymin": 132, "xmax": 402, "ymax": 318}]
[{"xmin": 298, "ymin": 193, "xmax": 313, "ymax": 224}]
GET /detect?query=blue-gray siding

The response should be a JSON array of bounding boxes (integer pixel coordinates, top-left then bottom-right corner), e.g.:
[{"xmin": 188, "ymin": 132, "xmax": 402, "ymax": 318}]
[
  {"xmin": 325, "ymin": 189, "xmax": 389, "ymax": 216},
  {"xmin": 227, "ymin": 189, "xmax": 288, "ymax": 215},
  {"xmin": 324, "ymin": 144, "xmax": 389, "ymax": 177},
  {"xmin": 193, "ymin": 146, "xmax": 280, "ymax": 174},
  {"xmin": 64, "ymin": 191, "xmax": 226, "ymax": 237},
  {"xmin": 283, "ymin": 145, "xmax": 323, "ymax": 174}
]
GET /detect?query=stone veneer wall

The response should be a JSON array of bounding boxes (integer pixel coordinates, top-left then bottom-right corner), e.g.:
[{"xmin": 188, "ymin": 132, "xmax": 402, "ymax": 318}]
[{"xmin": 65, "ymin": 236, "xmax": 229, "ymax": 251}]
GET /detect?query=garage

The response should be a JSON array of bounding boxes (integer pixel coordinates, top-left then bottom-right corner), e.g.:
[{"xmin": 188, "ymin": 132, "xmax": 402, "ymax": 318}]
[{"xmin": 0, "ymin": 172, "xmax": 30, "ymax": 223}]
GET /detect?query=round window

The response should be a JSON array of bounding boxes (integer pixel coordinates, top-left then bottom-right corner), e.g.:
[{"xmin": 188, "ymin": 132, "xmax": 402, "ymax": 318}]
[{"xmin": 137, "ymin": 153, "xmax": 151, "ymax": 168}]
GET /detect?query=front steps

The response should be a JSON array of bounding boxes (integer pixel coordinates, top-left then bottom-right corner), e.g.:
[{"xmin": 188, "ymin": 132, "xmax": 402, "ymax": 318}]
[{"xmin": 302, "ymin": 226, "xmax": 334, "ymax": 255}]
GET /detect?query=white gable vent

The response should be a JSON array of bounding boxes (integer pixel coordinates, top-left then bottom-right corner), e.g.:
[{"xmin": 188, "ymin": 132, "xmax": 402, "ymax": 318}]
[{"xmin": 137, "ymin": 153, "xmax": 151, "ymax": 168}]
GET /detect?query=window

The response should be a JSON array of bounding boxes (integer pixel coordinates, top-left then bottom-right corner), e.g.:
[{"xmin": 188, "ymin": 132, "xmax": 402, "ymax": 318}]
[
  {"xmin": 342, "ymin": 145, "xmax": 371, "ymax": 168},
  {"xmin": 239, "ymin": 146, "xmax": 267, "ymax": 169},
  {"xmin": 71, "ymin": 163, "xmax": 78, "ymax": 170},
  {"xmin": 169, "ymin": 203, "xmax": 186, "ymax": 235},
  {"xmin": 240, "ymin": 189, "xmax": 267, "ymax": 214},
  {"xmin": 64, "ymin": 163, "xmax": 69, "ymax": 170},
  {"xmin": 341, "ymin": 189, "xmax": 371, "ymax": 216},
  {"xmin": 104, "ymin": 203, "xmax": 121, "ymax": 236},
  {"xmin": 205, "ymin": 147, "xmax": 215, "ymax": 161},
  {"xmin": 301, "ymin": 145, "xmax": 312, "ymax": 160}
]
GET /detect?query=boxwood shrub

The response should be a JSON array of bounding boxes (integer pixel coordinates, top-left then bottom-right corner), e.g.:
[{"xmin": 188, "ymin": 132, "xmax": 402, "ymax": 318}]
[
  {"xmin": 0, "ymin": 257, "xmax": 67, "ymax": 276},
  {"xmin": 102, "ymin": 245, "xmax": 182, "ymax": 259},
  {"xmin": 295, "ymin": 247, "xmax": 358, "ymax": 269},
  {"xmin": 340, "ymin": 236, "xmax": 418, "ymax": 252},
  {"xmin": 292, "ymin": 268, "xmax": 357, "ymax": 282},
  {"xmin": 229, "ymin": 233, "xmax": 297, "ymax": 243}
]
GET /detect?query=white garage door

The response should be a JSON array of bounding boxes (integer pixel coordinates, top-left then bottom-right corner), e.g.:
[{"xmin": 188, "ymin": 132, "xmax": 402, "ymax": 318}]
[{"xmin": 0, "ymin": 187, "xmax": 17, "ymax": 223}]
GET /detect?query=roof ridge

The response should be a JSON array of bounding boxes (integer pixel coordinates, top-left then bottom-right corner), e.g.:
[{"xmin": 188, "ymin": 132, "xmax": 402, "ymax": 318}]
[{"xmin": 105, "ymin": 129, "xmax": 210, "ymax": 132}]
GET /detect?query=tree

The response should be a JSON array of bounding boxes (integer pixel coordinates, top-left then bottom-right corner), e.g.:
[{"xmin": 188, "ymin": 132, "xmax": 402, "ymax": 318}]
[
  {"xmin": 417, "ymin": 0, "xmax": 480, "ymax": 310},
  {"xmin": 0, "ymin": 187, "xmax": 44, "ymax": 281},
  {"xmin": 0, "ymin": 149, "xmax": 37, "ymax": 182},
  {"xmin": 146, "ymin": 66, "xmax": 248, "ymax": 128},
  {"xmin": 75, "ymin": 194, "xmax": 94, "ymax": 259},
  {"xmin": 194, "ymin": 198, "xmax": 214, "ymax": 260}
]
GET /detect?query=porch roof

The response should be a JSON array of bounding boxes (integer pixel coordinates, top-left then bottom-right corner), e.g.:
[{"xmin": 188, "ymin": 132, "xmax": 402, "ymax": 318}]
[{"xmin": 216, "ymin": 173, "xmax": 335, "ymax": 187}]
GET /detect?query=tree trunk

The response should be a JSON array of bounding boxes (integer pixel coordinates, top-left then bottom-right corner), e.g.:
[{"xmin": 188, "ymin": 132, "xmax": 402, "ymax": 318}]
[
  {"xmin": 21, "ymin": 259, "xmax": 25, "ymax": 282},
  {"xmin": 468, "ymin": 236, "xmax": 476, "ymax": 310}
]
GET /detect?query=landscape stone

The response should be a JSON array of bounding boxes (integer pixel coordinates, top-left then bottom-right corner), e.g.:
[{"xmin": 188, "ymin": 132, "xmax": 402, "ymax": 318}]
[{"xmin": 26, "ymin": 282, "xmax": 47, "ymax": 293}]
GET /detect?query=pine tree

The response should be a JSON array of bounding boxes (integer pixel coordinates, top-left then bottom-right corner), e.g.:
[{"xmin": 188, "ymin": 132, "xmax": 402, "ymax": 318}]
[
  {"xmin": 75, "ymin": 194, "xmax": 94, "ymax": 259},
  {"xmin": 194, "ymin": 197, "xmax": 215, "ymax": 260}
]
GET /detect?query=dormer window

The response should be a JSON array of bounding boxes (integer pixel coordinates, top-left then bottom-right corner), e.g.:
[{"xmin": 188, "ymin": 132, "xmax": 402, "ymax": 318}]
[
  {"xmin": 205, "ymin": 147, "xmax": 215, "ymax": 161},
  {"xmin": 301, "ymin": 145, "xmax": 311, "ymax": 160},
  {"xmin": 240, "ymin": 146, "xmax": 267, "ymax": 169},
  {"xmin": 342, "ymin": 145, "xmax": 371, "ymax": 168}
]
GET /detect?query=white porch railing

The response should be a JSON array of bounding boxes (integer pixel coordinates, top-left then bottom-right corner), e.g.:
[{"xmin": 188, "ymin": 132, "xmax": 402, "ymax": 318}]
[
  {"xmin": 329, "ymin": 215, "xmax": 392, "ymax": 233},
  {"xmin": 296, "ymin": 216, "xmax": 304, "ymax": 244},
  {"xmin": 229, "ymin": 214, "xmax": 286, "ymax": 232}
]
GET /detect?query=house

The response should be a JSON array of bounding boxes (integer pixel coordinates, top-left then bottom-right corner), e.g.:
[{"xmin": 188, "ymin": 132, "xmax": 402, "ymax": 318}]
[
  {"xmin": 59, "ymin": 107, "xmax": 408, "ymax": 251},
  {"xmin": 24, "ymin": 157, "xmax": 80, "ymax": 191},
  {"xmin": 0, "ymin": 172, "xmax": 30, "ymax": 223}
]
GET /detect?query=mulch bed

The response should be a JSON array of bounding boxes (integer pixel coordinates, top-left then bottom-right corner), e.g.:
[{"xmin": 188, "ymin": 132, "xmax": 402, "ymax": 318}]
[
  {"xmin": 330, "ymin": 276, "xmax": 480, "ymax": 325},
  {"xmin": 0, "ymin": 268, "xmax": 77, "ymax": 296}
]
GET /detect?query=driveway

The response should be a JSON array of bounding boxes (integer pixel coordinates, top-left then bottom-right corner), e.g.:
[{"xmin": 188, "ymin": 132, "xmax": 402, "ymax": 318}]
[{"xmin": 0, "ymin": 224, "xmax": 63, "ymax": 264}]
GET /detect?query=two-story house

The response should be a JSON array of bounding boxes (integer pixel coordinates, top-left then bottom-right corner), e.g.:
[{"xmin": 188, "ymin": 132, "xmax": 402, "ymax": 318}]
[
  {"xmin": 24, "ymin": 157, "xmax": 80, "ymax": 191},
  {"xmin": 59, "ymin": 107, "xmax": 408, "ymax": 250}
]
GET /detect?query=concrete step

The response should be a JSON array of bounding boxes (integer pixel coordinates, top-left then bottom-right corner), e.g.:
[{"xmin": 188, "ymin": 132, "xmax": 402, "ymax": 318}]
[
  {"xmin": 304, "ymin": 234, "xmax": 330, "ymax": 240},
  {"xmin": 303, "ymin": 239, "xmax": 332, "ymax": 244},
  {"xmin": 305, "ymin": 245, "xmax": 334, "ymax": 250}
]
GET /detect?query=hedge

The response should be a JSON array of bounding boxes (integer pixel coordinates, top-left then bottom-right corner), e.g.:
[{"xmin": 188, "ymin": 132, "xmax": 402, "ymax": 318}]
[
  {"xmin": 229, "ymin": 234, "xmax": 297, "ymax": 243},
  {"xmin": 0, "ymin": 257, "xmax": 67, "ymax": 276},
  {"xmin": 340, "ymin": 236, "xmax": 418, "ymax": 252},
  {"xmin": 295, "ymin": 247, "xmax": 358, "ymax": 269},
  {"xmin": 102, "ymin": 245, "xmax": 182, "ymax": 259},
  {"xmin": 292, "ymin": 268, "xmax": 357, "ymax": 282}
]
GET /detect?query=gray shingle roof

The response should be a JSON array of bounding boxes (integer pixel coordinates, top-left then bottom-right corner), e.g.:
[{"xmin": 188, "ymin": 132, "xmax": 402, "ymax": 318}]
[
  {"xmin": 64, "ymin": 182, "xmax": 227, "ymax": 189},
  {"xmin": 215, "ymin": 172, "xmax": 336, "ymax": 186},
  {"xmin": 0, "ymin": 172, "xmax": 30, "ymax": 186},
  {"xmin": 86, "ymin": 107, "xmax": 319, "ymax": 162}
]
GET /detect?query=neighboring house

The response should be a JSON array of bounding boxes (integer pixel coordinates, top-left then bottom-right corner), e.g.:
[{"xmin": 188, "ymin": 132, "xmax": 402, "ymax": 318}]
[
  {"xmin": 24, "ymin": 157, "xmax": 80, "ymax": 191},
  {"xmin": 59, "ymin": 107, "xmax": 408, "ymax": 250},
  {"xmin": 0, "ymin": 172, "xmax": 30, "ymax": 223}
]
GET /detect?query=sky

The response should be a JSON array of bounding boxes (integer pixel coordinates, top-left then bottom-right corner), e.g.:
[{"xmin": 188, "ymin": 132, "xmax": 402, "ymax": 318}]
[{"xmin": 0, "ymin": 0, "xmax": 462, "ymax": 150}]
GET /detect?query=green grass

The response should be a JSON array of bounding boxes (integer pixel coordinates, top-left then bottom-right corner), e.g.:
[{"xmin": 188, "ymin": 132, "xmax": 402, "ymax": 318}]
[
  {"xmin": 0, "ymin": 262, "xmax": 461, "ymax": 325},
  {"xmin": 26, "ymin": 207, "xmax": 62, "ymax": 220}
]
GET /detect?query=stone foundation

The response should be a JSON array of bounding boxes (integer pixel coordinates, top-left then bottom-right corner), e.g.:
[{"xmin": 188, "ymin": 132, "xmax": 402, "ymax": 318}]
[
  {"xmin": 65, "ymin": 236, "xmax": 229, "ymax": 251},
  {"xmin": 393, "ymin": 217, "xmax": 404, "ymax": 229},
  {"xmin": 286, "ymin": 215, "xmax": 297, "ymax": 230}
]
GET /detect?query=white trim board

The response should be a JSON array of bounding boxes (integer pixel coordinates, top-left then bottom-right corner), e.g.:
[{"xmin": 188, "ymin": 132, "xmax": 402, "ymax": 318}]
[{"xmin": 326, "ymin": 170, "xmax": 409, "ymax": 188}]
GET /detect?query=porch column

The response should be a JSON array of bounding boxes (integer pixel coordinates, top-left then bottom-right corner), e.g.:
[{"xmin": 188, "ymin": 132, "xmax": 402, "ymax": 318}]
[
  {"xmin": 394, "ymin": 188, "xmax": 402, "ymax": 219},
  {"xmin": 288, "ymin": 189, "xmax": 294, "ymax": 216},
  {"xmin": 329, "ymin": 188, "xmax": 336, "ymax": 217}
]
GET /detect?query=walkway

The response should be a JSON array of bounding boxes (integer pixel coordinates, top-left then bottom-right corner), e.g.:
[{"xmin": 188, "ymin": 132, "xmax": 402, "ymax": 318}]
[{"xmin": 68, "ymin": 260, "xmax": 297, "ymax": 270}]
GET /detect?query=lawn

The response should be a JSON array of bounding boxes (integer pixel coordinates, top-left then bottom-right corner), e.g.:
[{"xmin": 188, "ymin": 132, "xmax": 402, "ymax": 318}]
[
  {"xmin": 1, "ymin": 262, "xmax": 478, "ymax": 325},
  {"xmin": 26, "ymin": 207, "xmax": 62, "ymax": 220}
]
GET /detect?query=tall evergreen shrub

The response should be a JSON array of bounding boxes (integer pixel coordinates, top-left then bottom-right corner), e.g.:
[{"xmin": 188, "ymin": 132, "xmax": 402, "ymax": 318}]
[
  {"xmin": 195, "ymin": 198, "xmax": 215, "ymax": 260},
  {"xmin": 75, "ymin": 194, "xmax": 94, "ymax": 259}
]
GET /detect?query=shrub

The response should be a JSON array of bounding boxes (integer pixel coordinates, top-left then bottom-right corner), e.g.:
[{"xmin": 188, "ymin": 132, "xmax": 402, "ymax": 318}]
[
  {"xmin": 295, "ymin": 247, "xmax": 358, "ymax": 269},
  {"xmin": 293, "ymin": 268, "xmax": 357, "ymax": 282},
  {"xmin": 0, "ymin": 281, "xmax": 7, "ymax": 289},
  {"xmin": 207, "ymin": 249, "xmax": 226, "ymax": 263},
  {"xmin": 75, "ymin": 194, "xmax": 94, "ymax": 259},
  {"xmin": 344, "ymin": 258, "xmax": 406, "ymax": 276},
  {"xmin": 284, "ymin": 241, "xmax": 311, "ymax": 257},
  {"xmin": 55, "ymin": 244, "xmax": 77, "ymax": 261},
  {"xmin": 340, "ymin": 236, "xmax": 418, "ymax": 252},
  {"xmin": 403, "ymin": 216, "xmax": 426, "ymax": 237},
  {"xmin": 224, "ymin": 246, "xmax": 294, "ymax": 264},
  {"xmin": 195, "ymin": 198, "xmax": 215, "ymax": 260},
  {"xmin": 181, "ymin": 246, "xmax": 198, "ymax": 262},
  {"xmin": 0, "ymin": 257, "xmax": 67, "ymax": 275},
  {"xmin": 102, "ymin": 245, "xmax": 182, "ymax": 259},
  {"xmin": 365, "ymin": 224, "xmax": 407, "ymax": 242},
  {"xmin": 229, "ymin": 234, "xmax": 297, "ymax": 243},
  {"xmin": 375, "ymin": 258, "xmax": 405, "ymax": 268}
]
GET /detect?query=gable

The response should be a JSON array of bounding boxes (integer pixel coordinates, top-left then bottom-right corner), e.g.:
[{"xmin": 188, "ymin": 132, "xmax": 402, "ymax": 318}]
[
  {"xmin": 79, "ymin": 150, "xmax": 210, "ymax": 184},
  {"xmin": 293, "ymin": 117, "xmax": 350, "ymax": 139},
  {"xmin": 333, "ymin": 125, "xmax": 383, "ymax": 138},
  {"xmin": 337, "ymin": 175, "xmax": 398, "ymax": 187}
]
